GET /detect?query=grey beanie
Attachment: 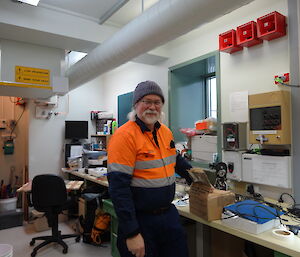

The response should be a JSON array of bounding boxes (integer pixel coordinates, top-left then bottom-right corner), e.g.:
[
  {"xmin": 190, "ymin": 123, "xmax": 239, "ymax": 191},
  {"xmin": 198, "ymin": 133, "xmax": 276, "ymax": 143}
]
[{"xmin": 132, "ymin": 80, "xmax": 165, "ymax": 106}]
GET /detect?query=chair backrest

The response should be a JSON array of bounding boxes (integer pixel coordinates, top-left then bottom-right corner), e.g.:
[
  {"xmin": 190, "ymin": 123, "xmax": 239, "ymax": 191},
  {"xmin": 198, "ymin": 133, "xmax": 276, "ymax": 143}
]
[{"xmin": 32, "ymin": 174, "xmax": 67, "ymax": 212}]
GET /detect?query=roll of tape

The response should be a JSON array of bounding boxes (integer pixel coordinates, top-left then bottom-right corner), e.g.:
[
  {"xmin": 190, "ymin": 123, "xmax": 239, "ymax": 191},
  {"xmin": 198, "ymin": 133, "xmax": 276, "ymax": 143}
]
[{"xmin": 272, "ymin": 229, "xmax": 294, "ymax": 241}]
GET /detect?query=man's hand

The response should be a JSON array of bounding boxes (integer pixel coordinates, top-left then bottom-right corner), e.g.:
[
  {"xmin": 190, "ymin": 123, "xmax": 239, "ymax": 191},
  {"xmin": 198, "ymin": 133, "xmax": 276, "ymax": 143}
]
[{"xmin": 126, "ymin": 233, "xmax": 145, "ymax": 257}]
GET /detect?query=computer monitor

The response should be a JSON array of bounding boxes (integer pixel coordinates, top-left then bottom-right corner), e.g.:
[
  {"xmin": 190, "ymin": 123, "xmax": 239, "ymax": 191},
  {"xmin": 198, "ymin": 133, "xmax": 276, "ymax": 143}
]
[{"xmin": 65, "ymin": 121, "xmax": 88, "ymax": 141}]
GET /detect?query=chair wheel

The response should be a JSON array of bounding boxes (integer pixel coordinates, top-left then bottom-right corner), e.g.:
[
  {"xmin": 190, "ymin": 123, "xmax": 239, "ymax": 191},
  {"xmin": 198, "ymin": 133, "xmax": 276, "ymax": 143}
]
[
  {"xmin": 31, "ymin": 251, "xmax": 37, "ymax": 257},
  {"xmin": 63, "ymin": 248, "xmax": 68, "ymax": 254},
  {"xmin": 30, "ymin": 240, "xmax": 35, "ymax": 246},
  {"xmin": 75, "ymin": 236, "xmax": 80, "ymax": 242}
]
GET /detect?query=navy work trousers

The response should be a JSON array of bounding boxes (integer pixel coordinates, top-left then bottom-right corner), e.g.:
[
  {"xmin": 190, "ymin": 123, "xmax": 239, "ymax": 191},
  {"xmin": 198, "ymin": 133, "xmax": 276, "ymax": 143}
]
[{"xmin": 117, "ymin": 204, "xmax": 189, "ymax": 257}]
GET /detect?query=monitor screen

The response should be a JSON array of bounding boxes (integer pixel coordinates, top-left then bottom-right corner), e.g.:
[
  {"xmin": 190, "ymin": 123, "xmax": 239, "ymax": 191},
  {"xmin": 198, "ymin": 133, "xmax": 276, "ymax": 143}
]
[
  {"xmin": 65, "ymin": 121, "xmax": 88, "ymax": 140},
  {"xmin": 250, "ymin": 106, "xmax": 281, "ymax": 131}
]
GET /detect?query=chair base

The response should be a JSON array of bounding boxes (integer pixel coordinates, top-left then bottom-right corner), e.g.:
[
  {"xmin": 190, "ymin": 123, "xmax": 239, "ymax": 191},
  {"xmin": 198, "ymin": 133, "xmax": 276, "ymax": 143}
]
[{"xmin": 30, "ymin": 230, "xmax": 80, "ymax": 257}]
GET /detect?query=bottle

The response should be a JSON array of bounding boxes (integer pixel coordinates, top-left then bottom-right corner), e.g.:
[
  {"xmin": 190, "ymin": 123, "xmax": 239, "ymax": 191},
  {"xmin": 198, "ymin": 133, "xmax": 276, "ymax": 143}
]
[
  {"xmin": 112, "ymin": 120, "xmax": 118, "ymax": 134},
  {"xmin": 99, "ymin": 140, "xmax": 103, "ymax": 150},
  {"xmin": 107, "ymin": 120, "xmax": 112, "ymax": 135},
  {"xmin": 103, "ymin": 124, "xmax": 108, "ymax": 134}
]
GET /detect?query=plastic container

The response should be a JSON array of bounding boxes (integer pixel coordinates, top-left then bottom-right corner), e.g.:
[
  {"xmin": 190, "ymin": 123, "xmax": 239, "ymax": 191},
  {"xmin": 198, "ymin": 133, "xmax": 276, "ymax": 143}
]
[
  {"xmin": 112, "ymin": 120, "xmax": 118, "ymax": 134},
  {"xmin": 219, "ymin": 29, "xmax": 243, "ymax": 54},
  {"xmin": 257, "ymin": 11, "xmax": 286, "ymax": 41},
  {"xmin": 0, "ymin": 197, "xmax": 17, "ymax": 213},
  {"xmin": 0, "ymin": 244, "xmax": 13, "ymax": 257},
  {"xmin": 236, "ymin": 21, "xmax": 262, "ymax": 47}
]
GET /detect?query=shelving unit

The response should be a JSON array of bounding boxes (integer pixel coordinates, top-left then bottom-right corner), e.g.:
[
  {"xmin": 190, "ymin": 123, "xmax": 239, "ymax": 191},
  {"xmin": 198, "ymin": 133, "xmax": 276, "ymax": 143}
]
[{"xmin": 91, "ymin": 134, "xmax": 112, "ymax": 150}]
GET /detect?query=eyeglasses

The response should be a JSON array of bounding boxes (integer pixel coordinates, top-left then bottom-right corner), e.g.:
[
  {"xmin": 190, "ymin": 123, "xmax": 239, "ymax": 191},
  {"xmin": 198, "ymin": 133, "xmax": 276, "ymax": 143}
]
[{"xmin": 140, "ymin": 100, "xmax": 163, "ymax": 107}]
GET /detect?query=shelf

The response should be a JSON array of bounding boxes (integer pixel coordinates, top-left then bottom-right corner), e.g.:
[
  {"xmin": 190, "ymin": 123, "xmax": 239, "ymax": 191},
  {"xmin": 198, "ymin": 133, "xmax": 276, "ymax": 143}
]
[{"xmin": 91, "ymin": 134, "xmax": 112, "ymax": 137}]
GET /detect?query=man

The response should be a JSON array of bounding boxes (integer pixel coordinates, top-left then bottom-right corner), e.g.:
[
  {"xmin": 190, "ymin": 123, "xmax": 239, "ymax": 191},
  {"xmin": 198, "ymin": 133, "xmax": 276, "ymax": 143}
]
[{"xmin": 107, "ymin": 81, "xmax": 192, "ymax": 257}]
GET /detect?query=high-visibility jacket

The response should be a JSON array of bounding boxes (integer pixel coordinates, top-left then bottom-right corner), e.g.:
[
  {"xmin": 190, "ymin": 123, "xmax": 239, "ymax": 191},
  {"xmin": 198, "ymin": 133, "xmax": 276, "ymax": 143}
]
[{"xmin": 107, "ymin": 118, "xmax": 192, "ymax": 238}]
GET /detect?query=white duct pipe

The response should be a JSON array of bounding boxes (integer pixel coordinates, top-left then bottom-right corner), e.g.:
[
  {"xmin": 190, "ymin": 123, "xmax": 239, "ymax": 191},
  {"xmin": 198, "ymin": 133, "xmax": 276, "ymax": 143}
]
[{"xmin": 66, "ymin": 0, "xmax": 253, "ymax": 90}]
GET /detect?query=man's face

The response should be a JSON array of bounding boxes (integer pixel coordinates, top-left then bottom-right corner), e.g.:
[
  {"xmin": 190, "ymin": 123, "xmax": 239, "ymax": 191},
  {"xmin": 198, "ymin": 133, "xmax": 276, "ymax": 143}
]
[{"xmin": 135, "ymin": 94, "xmax": 163, "ymax": 126}]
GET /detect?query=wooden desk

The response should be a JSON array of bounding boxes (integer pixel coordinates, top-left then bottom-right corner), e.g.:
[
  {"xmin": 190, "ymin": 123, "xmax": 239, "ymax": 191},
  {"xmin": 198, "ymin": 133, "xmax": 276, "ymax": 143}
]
[
  {"xmin": 67, "ymin": 170, "xmax": 300, "ymax": 257},
  {"xmin": 67, "ymin": 170, "xmax": 108, "ymax": 187}
]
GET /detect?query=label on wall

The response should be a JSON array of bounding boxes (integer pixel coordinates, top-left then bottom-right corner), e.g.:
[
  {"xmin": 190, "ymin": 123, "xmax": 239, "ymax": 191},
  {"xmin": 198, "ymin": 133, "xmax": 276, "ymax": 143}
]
[{"xmin": 15, "ymin": 66, "xmax": 50, "ymax": 85}]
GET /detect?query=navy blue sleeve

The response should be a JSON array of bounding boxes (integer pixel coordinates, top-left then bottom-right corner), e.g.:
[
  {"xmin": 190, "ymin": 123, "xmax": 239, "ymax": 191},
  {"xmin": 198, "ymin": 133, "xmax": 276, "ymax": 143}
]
[
  {"xmin": 175, "ymin": 154, "xmax": 193, "ymax": 185},
  {"xmin": 107, "ymin": 171, "xmax": 140, "ymax": 238}
]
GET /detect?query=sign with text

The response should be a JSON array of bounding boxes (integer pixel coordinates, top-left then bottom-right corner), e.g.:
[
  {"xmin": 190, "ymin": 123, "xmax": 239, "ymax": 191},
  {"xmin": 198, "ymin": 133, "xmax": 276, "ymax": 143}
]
[{"xmin": 15, "ymin": 66, "xmax": 50, "ymax": 85}]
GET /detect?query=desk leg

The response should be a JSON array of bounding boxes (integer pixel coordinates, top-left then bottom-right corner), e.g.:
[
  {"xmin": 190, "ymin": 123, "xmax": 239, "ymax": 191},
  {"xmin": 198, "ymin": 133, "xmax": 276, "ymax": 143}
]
[{"xmin": 196, "ymin": 223, "xmax": 210, "ymax": 257}]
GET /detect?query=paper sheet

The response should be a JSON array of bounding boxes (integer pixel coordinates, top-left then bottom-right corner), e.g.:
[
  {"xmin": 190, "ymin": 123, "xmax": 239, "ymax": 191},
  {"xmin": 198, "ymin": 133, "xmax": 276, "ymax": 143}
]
[
  {"xmin": 252, "ymin": 157, "xmax": 290, "ymax": 188},
  {"xmin": 70, "ymin": 145, "xmax": 83, "ymax": 158},
  {"xmin": 229, "ymin": 91, "xmax": 248, "ymax": 122}
]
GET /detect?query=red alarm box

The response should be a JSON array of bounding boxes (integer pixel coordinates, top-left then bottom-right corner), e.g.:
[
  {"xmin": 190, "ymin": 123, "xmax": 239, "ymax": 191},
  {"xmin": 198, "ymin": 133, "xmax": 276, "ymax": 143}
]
[
  {"xmin": 257, "ymin": 11, "xmax": 286, "ymax": 41},
  {"xmin": 219, "ymin": 29, "xmax": 243, "ymax": 54},
  {"xmin": 236, "ymin": 21, "xmax": 263, "ymax": 47}
]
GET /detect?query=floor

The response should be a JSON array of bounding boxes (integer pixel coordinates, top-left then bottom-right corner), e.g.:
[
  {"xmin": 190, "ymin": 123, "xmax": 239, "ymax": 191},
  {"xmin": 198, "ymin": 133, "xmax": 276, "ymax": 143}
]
[{"xmin": 0, "ymin": 221, "xmax": 112, "ymax": 257}]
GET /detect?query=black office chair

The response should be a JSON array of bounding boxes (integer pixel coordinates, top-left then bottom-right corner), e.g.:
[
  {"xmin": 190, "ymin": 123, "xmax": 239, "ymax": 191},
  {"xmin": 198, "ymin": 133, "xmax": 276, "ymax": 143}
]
[{"xmin": 29, "ymin": 174, "xmax": 80, "ymax": 257}]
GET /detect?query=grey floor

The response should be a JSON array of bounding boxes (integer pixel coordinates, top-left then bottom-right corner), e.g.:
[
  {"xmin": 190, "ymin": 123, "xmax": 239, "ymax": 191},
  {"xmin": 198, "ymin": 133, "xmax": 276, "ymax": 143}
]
[{"xmin": 0, "ymin": 221, "xmax": 112, "ymax": 257}]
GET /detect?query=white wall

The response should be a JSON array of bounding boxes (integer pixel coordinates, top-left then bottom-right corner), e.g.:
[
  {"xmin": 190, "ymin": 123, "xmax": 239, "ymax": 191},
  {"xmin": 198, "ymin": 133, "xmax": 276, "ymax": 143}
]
[
  {"xmin": 66, "ymin": 76, "xmax": 105, "ymax": 136},
  {"xmin": 0, "ymin": 39, "xmax": 63, "ymax": 82}
]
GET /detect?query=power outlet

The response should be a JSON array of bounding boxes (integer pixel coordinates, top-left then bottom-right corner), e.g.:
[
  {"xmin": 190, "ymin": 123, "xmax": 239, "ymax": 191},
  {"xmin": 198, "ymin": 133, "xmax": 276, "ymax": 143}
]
[
  {"xmin": 0, "ymin": 119, "xmax": 7, "ymax": 129},
  {"xmin": 36, "ymin": 106, "xmax": 52, "ymax": 119},
  {"xmin": 275, "ymin": 73, "xmax": 289, "ymax": 84}
]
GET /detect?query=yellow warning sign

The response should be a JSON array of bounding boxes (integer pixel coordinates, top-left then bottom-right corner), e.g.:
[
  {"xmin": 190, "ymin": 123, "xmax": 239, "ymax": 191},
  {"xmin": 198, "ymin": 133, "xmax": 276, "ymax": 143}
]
[{"xmin": 15, "ymin": 66, "xmax": 50, "ymax": 85}]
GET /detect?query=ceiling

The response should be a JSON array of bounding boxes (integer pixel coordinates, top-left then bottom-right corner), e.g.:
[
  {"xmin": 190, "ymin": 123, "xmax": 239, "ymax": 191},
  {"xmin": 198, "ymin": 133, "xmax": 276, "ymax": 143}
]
[
  {"xmin": 0, "ymin": 0, "xmax": 160, "ymax": 54},
  {"xmin": 38, "ymin": 0, "xmax": 160, "ymax": 27}
]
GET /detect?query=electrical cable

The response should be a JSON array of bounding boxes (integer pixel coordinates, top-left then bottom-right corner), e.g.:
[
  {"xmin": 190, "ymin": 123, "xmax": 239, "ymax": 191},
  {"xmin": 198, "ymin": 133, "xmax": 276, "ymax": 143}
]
[
  {"xmin": 278, "ymin": 192, "xmax": 296, "ymax": 208},
  {"xmin": 222, "ymin": 205, "xmax": 283, "ymax": 224},
  {"xmin": 234, "ymin": 202, "xmax": 283, "ymax": 224},
  {"xmin": 9, "ymin": 97, "xmax": 19, "ymax": 104},
  {"xmin": 277, "ymin": 81, "xmax": 300, "ymax": 88},
  {"xmin": 274, "ymin": 77, "xmax": 300, "ymax": 88},
  {"xmin": 232, "ymin": 193, "xmax": 300, "ymax": 225},
  {"xmin": 9, "ymin": 104, "xmax": 26, "ymax": 140}
]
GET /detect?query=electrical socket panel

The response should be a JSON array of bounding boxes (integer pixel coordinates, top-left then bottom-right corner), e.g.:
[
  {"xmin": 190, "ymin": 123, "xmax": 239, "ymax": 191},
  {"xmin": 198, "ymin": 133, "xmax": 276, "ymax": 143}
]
[
  {"xmin": 275, "ymin": 72, "xmax": 289, "ymax": 84},
  {"xmin": 0, "ymin": 119, "xmax": 7, "ymax": 129},
  {"xmin": 36, "ymin": 106, "xmax": 51, "ymax": 119}
]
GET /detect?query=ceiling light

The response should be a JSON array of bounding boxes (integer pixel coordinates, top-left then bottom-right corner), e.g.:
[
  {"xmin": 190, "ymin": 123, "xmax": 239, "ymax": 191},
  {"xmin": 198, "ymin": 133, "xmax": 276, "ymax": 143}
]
[{"xmin": 16, "ymin": 0, "xmax": 40, "ymax": 6}]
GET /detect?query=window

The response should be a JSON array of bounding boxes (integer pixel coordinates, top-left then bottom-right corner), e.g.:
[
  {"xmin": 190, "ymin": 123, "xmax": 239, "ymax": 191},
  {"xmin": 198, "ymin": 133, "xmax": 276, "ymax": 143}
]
[
  {"xmin": 169, "ymin": 52, "xmax": 221, "ymax": 167},
  {"xmin": 207, "ymin": 76, "xmax": 217, "ymax": 119}
]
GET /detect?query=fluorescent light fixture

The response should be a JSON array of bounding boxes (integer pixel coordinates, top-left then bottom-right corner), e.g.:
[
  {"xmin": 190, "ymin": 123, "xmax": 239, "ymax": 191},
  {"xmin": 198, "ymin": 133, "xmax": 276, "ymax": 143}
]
[{"xmin": 17, "ymin": 0, "xmax": 40, "ymax": 6}]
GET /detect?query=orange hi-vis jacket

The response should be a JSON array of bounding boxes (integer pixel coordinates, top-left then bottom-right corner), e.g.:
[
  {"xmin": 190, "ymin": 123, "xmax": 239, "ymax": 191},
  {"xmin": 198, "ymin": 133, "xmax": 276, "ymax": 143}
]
[
  {"xmin": 108, "ymin": 121, "xmax": 176, "ymax": 188},
  {"xmin": 107, "ymin": 118, "xmax": 192, "ymax": 238}
]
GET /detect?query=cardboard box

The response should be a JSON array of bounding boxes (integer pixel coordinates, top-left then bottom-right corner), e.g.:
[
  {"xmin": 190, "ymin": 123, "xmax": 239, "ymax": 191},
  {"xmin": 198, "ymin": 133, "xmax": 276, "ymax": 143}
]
[
  {"xmin": 78, "ymin": 197, "xmax": 86, "ymax": 219},
  {"xmin": 32, "ymin": 209, "xmax": 68, "ymax": 232},
  {"xmin": 188, "ymin": 168, "xmax": 235, "ymax": 221}
]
